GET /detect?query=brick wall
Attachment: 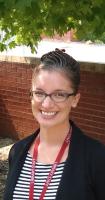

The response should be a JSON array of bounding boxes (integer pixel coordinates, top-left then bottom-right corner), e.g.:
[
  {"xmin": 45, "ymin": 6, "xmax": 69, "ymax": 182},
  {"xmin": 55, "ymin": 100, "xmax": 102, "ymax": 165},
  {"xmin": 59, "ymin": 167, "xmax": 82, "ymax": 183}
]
[
  {"xmin": 0, "ymin": 57, "xmax": 105, "ymax": 143},
  {"xmin": 0, "ymin": 60, "xmax": 39, "ymax": 139}
]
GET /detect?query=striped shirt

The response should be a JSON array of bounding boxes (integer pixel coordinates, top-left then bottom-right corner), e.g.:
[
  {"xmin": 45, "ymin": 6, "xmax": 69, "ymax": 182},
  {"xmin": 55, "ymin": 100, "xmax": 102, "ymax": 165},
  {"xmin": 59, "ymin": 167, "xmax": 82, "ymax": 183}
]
[{"xmin": 13, "ymin": 152, "xmax": 65, "ymax": 200}]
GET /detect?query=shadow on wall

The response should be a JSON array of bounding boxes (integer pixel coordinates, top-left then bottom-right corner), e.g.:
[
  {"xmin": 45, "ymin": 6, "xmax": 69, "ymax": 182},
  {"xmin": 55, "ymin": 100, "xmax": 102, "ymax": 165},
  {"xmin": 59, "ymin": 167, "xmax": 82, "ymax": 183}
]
[{"xmin": 0, "ymin": 94, "xmax": 18, "ymax": 141}]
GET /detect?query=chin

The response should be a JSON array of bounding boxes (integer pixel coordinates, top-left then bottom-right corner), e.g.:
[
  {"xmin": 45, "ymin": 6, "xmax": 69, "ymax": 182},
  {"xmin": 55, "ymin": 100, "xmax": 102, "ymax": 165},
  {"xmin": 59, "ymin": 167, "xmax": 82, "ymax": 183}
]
[
  {"xmin": 37, "ymin": 117, "xmax": 67, "ymax": 129},
  {"xmin": 38, "ymin": 119, "xmax": 57, "ymax": 128}
]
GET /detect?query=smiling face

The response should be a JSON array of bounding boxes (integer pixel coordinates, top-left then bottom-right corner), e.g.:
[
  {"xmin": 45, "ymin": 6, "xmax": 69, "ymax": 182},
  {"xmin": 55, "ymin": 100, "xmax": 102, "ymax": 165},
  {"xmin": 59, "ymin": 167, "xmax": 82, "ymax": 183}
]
[{"xmin": 31, "ymin": 70, "xmax": 80, "ymax": 129}]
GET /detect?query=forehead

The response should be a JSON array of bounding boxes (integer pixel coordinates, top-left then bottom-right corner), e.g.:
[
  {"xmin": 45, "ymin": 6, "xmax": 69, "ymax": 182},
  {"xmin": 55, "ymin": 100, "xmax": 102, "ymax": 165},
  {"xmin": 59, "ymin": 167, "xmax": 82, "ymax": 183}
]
[{"xmin": 32, "ymin": 70, "xmax": 72, "ymax": 91}]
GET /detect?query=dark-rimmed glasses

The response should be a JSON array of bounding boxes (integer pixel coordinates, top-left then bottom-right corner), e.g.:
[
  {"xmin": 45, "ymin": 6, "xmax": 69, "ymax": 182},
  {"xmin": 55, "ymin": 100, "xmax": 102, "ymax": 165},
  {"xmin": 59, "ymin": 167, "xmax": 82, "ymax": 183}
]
[{"xmin": 30, "ymin": 90, "xmax": 75, "ymax": 103}]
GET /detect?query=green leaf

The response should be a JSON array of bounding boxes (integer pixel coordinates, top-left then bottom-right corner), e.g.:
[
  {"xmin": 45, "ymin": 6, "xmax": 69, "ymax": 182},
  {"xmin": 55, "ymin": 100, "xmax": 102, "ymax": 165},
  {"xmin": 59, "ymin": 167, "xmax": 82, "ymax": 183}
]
[{"xmin": 0, "ymin": 0, "xmax": 105, "ymax": 52}]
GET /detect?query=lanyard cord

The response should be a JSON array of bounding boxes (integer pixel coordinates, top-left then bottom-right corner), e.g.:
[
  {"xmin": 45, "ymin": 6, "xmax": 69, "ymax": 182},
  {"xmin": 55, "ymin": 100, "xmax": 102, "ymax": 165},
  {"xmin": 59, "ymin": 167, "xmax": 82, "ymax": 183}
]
[{"xmin": 29, "ymin": 126, "xmax": 72, "ymax": 200}]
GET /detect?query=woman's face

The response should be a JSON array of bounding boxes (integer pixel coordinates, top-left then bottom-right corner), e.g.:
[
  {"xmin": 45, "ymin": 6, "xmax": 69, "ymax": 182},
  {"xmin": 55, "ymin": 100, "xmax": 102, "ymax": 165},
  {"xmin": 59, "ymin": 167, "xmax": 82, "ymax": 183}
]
[{"xmin": 31, "ymin": 70, "xmax": 80, "ymax": 129}]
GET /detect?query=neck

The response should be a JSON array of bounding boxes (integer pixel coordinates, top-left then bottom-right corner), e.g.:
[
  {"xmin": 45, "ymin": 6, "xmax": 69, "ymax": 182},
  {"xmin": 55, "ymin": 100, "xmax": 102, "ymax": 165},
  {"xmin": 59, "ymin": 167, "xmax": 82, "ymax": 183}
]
[{"xmin": 39, "ymin": 121, "xmax": 70, "ymax": 147}]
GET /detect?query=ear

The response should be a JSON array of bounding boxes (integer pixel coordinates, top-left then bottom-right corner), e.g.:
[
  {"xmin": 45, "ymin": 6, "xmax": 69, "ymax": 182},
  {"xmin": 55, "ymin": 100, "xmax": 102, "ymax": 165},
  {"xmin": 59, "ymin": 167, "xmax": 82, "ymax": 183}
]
[{"xmin": 71, "ymin": 93, "xmax": 80, "ymax": 108}]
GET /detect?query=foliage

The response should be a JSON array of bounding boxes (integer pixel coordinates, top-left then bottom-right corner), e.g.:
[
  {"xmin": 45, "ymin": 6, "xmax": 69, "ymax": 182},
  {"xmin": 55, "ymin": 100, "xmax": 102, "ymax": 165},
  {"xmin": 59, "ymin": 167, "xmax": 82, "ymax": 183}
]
[{"xmin": 0, "ymin": 0, "xmax": 105, "ymax": 52}]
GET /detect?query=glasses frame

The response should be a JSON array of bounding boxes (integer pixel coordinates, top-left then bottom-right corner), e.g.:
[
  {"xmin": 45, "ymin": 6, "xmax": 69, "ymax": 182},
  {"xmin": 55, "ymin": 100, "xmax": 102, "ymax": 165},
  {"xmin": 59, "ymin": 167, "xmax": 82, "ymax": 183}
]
[{"xmin": 30, "ymin": 90, "xmax": 76, "ymax": 103}]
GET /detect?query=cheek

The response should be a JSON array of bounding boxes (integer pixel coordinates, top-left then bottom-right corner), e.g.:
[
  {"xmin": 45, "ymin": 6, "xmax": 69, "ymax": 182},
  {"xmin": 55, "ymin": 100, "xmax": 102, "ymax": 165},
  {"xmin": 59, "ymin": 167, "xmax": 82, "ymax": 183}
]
[
  {"xmin": 31, "ymin": 100, "xmax": 40, "ymax": 112},
  {"xmin": 64, "ymin": 100, "xmax": 74, "ymax": 115},
  {"xmin": 65, "ymin": 106, "xmax": 72, "ymax": 116},
  {"xmin": 31, "ymin": 99, "xmax": 35, "ymax": 109},
  {"xmin": 60, "ymin": 102, "xmax": 72, "ymax": 115}
]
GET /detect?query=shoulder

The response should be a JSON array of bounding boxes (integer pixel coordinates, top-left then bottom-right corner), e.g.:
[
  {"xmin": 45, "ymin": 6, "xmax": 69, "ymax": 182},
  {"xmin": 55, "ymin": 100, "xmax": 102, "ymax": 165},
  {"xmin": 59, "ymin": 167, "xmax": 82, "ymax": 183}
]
[
  {"xmin": 9, "ymin": 129, "xmax": 39, "ymax": 162},
  {"xmin": 71, "ymin": 120, "xmax": 105, "ymax": 162},
  {"xmin": 71, "ymin": 120, "xmax": 104, "ymax": 143}
]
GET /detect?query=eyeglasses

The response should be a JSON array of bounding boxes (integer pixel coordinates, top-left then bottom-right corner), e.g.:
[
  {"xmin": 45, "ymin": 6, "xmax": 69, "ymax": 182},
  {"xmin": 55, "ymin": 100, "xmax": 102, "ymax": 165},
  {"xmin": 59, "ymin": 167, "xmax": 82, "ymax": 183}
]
[{"xmin": 30, "ymin": 90, "xmax": 75, "ymax": 103}]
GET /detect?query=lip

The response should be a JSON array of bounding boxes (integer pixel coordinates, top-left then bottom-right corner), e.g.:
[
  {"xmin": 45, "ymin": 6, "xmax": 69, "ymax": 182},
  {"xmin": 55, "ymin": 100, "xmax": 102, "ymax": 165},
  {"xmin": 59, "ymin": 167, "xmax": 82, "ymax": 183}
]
[{"xmin": 40, "ymin": 110, "xmax": 57, "ymax": 119}]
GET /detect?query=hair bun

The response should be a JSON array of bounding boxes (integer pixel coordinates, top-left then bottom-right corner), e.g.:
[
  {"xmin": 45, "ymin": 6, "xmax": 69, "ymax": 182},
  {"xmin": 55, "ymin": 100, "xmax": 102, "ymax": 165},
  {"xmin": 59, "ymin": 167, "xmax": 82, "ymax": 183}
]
[{"xmin": 55, "ymin": 48, "xmax": 65, "ymax": 52}]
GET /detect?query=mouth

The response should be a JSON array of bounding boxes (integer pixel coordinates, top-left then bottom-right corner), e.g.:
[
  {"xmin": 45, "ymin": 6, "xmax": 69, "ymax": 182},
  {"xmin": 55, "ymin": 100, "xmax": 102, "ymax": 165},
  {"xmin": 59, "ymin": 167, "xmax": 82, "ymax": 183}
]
[{"xmin": 41, "ymin": 111, "xmax": 57, "ymax": 118}]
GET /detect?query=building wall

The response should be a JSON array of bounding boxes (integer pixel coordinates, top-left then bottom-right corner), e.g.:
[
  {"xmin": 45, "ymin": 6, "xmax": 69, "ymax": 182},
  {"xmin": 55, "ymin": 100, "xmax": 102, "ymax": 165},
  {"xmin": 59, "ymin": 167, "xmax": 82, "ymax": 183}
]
[{"xmin": 0, "ymin": 57, "xmax": 105, "ymax": 143}]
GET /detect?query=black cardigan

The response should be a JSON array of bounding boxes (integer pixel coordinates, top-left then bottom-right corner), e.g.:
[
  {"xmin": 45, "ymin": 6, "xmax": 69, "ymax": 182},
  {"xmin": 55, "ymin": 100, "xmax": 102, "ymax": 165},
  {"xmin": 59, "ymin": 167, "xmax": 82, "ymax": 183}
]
[{"xmin": 4, "ymin": 121, "xmax": 105, "ymax": 200}]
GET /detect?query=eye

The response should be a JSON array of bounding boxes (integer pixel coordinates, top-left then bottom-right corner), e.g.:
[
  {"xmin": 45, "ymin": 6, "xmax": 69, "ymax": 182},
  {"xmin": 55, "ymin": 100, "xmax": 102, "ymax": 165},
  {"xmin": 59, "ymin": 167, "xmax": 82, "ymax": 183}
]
[
  {"xmin": 34, "ymin": 91, "xmax": 45, "ymax": 97},
  {"xmin": 53, "ymin": 92, "xmax": 66, "ymax": 98}
]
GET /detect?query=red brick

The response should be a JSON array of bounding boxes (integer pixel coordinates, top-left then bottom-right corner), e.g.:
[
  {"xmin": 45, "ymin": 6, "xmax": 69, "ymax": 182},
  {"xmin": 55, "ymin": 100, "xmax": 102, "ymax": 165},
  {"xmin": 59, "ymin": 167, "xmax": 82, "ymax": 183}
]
[{"xmin": 0, "ymin": 61, "xmax": 105, "ymax": 142}]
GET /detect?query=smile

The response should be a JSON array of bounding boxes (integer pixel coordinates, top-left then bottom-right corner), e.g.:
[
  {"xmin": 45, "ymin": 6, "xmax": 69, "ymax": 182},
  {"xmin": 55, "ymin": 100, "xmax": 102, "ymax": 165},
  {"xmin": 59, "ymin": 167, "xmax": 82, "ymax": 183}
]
[{"xmin": 41, "ymin": 111, "xmax": 57, "ymax": 116}]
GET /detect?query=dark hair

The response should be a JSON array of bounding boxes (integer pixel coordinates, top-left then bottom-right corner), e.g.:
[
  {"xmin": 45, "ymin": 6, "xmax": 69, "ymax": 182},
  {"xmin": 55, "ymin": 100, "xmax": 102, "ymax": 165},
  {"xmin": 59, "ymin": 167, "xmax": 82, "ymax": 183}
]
[{"xmin": 33, "ymin": 49, "xmax": 80, "ymax": 94}]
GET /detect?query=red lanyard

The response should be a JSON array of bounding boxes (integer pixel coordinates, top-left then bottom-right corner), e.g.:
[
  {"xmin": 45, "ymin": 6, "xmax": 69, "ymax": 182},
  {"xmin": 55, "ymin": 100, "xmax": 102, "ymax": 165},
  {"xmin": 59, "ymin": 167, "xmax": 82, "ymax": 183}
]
[{"xmin": 29, "ymin": 126, "xmax": 72, "ymax": 200}]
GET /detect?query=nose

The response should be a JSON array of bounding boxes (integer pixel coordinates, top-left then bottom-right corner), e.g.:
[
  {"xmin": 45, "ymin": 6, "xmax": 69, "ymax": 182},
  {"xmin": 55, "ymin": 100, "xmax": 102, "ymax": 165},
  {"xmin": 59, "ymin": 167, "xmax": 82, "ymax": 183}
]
[{"xmin": 41, "ymin": 96, "xmax": 54, "ymax": 108}]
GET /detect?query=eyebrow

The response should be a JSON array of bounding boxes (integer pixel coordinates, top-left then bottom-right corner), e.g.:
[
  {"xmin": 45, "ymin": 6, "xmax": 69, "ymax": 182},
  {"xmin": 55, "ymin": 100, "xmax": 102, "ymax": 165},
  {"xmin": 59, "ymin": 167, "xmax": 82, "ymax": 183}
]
[{"xmin": 34, "ymin": 88, "xmax": 71, "ymax": 93}]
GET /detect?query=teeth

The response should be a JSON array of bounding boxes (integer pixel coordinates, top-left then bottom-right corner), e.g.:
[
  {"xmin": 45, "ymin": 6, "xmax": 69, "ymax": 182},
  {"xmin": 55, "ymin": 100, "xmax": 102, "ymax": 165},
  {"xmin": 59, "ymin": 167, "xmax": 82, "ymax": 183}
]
[{"xmin": 41, "ymin": 111, "xmax": 56, "ymax": 116}]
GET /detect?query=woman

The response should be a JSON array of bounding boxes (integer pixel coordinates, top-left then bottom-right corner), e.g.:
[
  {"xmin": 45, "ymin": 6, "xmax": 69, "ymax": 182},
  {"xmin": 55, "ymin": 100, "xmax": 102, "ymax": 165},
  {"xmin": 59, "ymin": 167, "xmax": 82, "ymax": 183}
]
[{"xmin": 4, "ymin": 49, "xmax": 105, "ymax": 200}]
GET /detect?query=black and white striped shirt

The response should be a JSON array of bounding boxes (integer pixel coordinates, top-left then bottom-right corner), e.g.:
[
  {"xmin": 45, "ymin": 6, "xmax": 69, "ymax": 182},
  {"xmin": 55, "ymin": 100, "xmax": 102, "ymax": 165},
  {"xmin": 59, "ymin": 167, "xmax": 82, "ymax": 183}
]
[{"xmin": 13, "ymin": 152, "xmax": 65, "ymax": 200}]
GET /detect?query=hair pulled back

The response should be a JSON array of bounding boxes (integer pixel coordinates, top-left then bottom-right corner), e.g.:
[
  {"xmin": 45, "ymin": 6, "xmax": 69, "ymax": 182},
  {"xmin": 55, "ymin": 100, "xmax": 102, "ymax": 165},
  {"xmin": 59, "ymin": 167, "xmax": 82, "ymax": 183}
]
[{"xmin": 33, "ymin": 49, "xmax": 80, "ymax": 94}]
